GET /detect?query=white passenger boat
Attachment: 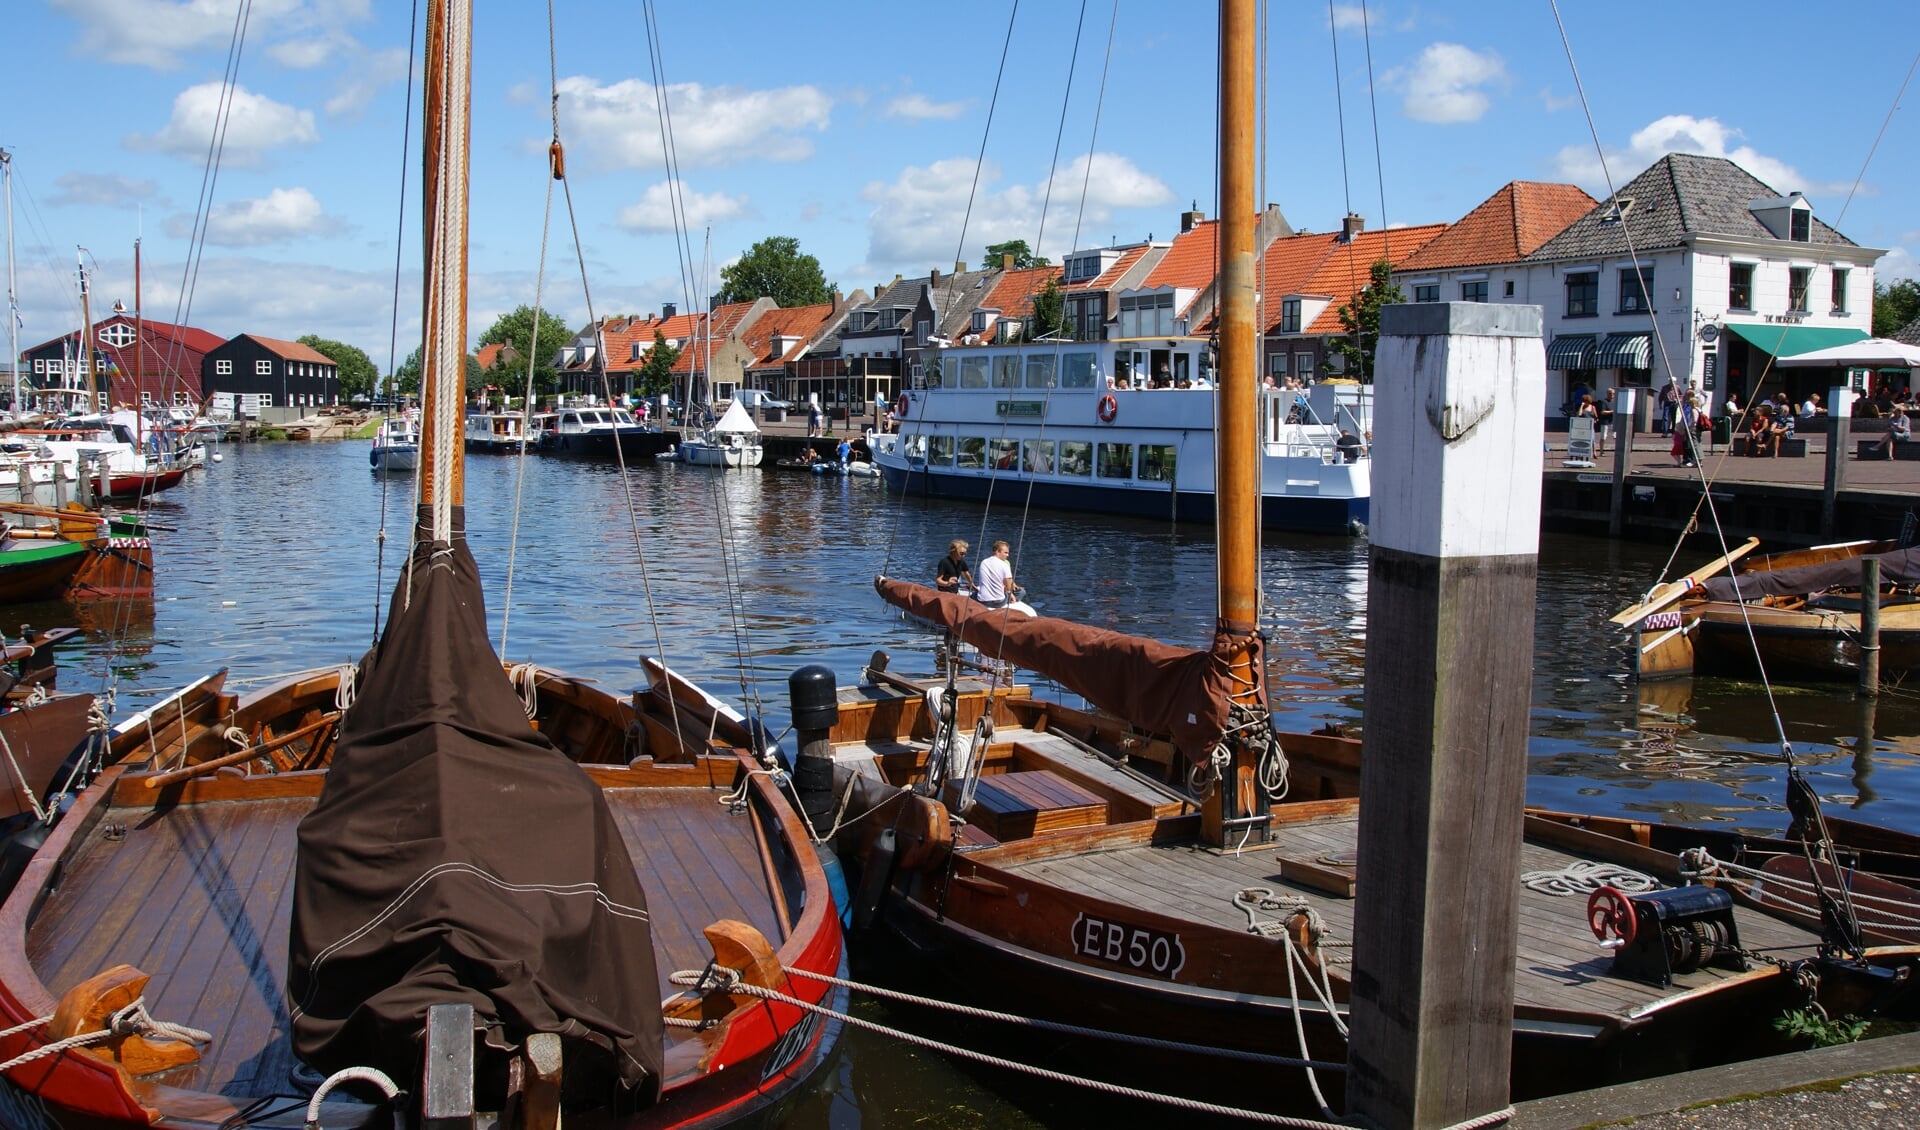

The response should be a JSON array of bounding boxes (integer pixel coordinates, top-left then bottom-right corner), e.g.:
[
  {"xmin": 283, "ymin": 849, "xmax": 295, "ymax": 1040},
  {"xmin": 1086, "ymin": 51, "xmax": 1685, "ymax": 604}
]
[{"xmin": 868, "ymin": 336, "xmax": 1371, "ymax": 534}]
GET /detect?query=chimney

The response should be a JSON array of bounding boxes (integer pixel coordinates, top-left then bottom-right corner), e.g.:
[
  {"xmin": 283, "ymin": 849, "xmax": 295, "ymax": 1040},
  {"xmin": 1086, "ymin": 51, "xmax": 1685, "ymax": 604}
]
[
  {"xmin": 1340, "ymin": 212, "xmax": 1365, "ymax": 242},
  {"xmin": 662, "ymin": 302, "xmax": 677, "ymax": 319},
  {"xmin": 955, "ymin": 260, "xmax": 967, "ymax": 273},
  {"xmin": 1002, "ymin": 253, "xmax": 1014, "ymax": 270},
  {"xmin": 1181, "ymin": 207, "xmax": 1205, "ymax": 232},
  {"xmin": 930, "ymin": 268, "xmax": 941, "ymax": 289}
]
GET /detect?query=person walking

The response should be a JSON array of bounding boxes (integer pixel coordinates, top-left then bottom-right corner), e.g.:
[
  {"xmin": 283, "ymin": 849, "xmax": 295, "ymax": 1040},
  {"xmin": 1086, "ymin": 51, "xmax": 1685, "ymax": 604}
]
[
  {"xmin": 1671, "ymin": 388, "xmax": 1699, "ymax": 467},
  {"xmin": 935, "ymin": 540, "xmax": 973, "ymax": 593},
  {"xmin": 807, "ymin": 401, "xmax": 822, "ymax": 438},
  {"xmin": 975, "ymin": 540, "xmax": 1018, "ymax": 607},
  {"xmin": 1659, "ymin": 379, "xmax": 1681, "ymax": 435}
]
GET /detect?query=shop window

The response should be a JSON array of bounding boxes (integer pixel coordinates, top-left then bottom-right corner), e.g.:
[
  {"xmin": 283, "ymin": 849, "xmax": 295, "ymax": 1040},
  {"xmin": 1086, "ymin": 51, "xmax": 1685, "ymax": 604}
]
[
  {"xmin": 1788, "ymin": 267, "xmax": 1811, "ymax": 313},
  {"xmin": 1728, "ymin": 264, "xmax": 1753, "ymax": 310}
]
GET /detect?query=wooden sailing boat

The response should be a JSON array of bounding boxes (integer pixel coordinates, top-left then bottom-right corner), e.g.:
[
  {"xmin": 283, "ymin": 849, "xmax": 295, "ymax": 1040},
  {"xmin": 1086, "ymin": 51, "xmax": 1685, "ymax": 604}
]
[
  {"xmin": 0, "ymin": 3, "xmax": 841, "ymax": 1124},
  {"xmin": 1618, "ymin": 537, "xmax": 1920, "ymax": 681},
  {"xmin": 758, "ymin": 0, "xmax": 1920, "ymax": 1115}
]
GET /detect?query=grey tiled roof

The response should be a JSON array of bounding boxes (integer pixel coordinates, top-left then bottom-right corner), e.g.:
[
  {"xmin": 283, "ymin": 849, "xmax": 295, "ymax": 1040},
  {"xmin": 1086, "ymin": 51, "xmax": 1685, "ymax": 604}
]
[
  {"xmin": 1895, "ymin": 316, "xmax": 1920, "ymax": 346},
  {"xmin": 1526, "ymin": 153, "xmax": 1857, "ymax": 262}
]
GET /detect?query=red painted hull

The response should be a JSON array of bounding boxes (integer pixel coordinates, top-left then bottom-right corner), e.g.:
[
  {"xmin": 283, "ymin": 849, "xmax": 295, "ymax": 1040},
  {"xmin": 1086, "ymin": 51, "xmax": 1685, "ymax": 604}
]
[{"xmin": 96, "ymin": 469, "xmax": 187, "ymax": 501}]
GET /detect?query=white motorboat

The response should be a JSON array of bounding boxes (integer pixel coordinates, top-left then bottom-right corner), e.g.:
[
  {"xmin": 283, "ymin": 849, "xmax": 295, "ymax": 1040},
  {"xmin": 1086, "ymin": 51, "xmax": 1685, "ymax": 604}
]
[
  {"xmin": 370, "ymin": 414, "xmax": 419, "ymax": 473},
  {"xmin": 676, "ymin": 400, "xmax": 764, "ymax": 467}
]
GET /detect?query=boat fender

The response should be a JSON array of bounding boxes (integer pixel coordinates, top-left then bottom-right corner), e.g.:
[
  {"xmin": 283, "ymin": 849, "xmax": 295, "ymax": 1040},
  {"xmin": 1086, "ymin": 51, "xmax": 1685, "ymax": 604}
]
[
  {"xmin": 895, "ymin": 393, "xmax": 911, "ymax": 418},
  {"xmin": 0, "ymin": 815, "xmax": 52, "ymax": 903},
  {"xmin": 368, "ymin": 450, "xmax": 379, "ymax": 467},
  {"xmin": 819, "ymin": 847, "xmax": 852, "ymax": 928},
  {"xmin": 852, "ymin": 825, "xmax": 897, "ymax": 932},
  {"xmin": 1097, "ymin": 394, "xmax": 1118, "ymax": 423}
]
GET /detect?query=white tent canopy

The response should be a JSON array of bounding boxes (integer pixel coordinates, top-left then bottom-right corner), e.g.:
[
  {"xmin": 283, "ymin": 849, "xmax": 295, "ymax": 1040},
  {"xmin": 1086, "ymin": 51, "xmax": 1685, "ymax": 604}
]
[
  {"xmin": 1773, "ymin": 338, "xmax": 1920, "ymax": 368},
  {"xmin": 711, "ymin": 399, "xmax": 759, "ymax": 434}
]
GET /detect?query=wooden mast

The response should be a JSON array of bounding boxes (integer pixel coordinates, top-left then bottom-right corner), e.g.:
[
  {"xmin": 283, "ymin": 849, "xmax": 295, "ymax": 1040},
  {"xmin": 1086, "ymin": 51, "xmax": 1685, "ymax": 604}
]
[
  {"xmin": 75, "ymin": 249, "xmax": 98, "ymax": 412},
  {"xmin": 1201, "ymin": 0, "xmax": 1268, "ymax": 847},
  {"xmin": 418, "ymin": 0, "xmax": 471, "ymax": 521}
]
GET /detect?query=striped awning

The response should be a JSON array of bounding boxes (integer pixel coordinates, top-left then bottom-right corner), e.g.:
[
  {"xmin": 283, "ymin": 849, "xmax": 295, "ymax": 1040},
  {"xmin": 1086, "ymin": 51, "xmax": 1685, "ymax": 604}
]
[
  {"xmin": 1596, "ymin": 332, "xmax": 1652, "ymax": 370},
  {"xmin": 1545, "ymin": 334, "xmax": 1597, "ymax": 370}
]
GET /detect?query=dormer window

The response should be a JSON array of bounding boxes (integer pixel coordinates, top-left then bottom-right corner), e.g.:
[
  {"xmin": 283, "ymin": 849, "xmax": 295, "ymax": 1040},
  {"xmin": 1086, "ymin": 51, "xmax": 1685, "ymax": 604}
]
[
  {"xmin": 1598, "ymin": 197, "xmax": 1634, "ymax": 225},
  {"xmin": 1279, "ymin": 299, "xmax": 1301, "ymax": 333},
  {"xmin": 1790, "ymin": 210, "xmax": 1810, "ymax": 242}
]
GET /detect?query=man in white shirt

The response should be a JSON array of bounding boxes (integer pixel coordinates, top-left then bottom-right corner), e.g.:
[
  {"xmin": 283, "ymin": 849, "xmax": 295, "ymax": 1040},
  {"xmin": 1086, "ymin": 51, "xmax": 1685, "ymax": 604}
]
[{"xmin": 976, "ymin": 540, "xmax": 1017, "ymax": 607}]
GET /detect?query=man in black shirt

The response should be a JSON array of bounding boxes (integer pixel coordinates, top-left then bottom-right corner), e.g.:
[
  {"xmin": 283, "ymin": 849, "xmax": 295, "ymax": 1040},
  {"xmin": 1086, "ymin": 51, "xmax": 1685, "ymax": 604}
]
[
  {"xmin": 936, "ymin": 540, "xmax": 973, "ymax": 593},
  {"xmin": 1336, "ymin": 429, "xmax": 1363, "ymax": 463}
]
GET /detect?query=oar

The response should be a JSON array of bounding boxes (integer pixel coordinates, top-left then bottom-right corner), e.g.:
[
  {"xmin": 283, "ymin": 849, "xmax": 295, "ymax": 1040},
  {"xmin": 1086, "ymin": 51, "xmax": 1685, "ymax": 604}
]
[
  {"xmin": 142, "ymin": 713, "xmax": 338, "ymax": 788},
  {"xmin": 1610, "ymin": 537, "xmax": 1760, "ymax": 627}
]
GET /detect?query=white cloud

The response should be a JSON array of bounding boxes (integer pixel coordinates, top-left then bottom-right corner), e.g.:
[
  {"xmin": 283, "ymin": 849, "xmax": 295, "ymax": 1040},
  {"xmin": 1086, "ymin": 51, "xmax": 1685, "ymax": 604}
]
[
  {"xmin": 48, "ymin": 172, "xmax": 159, "ymax": 209},
  {"xmin": 858, "ymin": 152, "xmax": 1174, "ymax": 275},
  {"xmin": 1329, "ymin": 5, "xmax": 1368, "ymax": 29},
  {"xmin": 325, "ymin": 47, "xmax": 410, "ymax": 117},
  {"xmin": 552, "ymin": 76, "xmax": 831, "ymax": 171},
  {"xmin": 618, "ymin": 181, "xmax": 751, "ymax": 233},
  {"xmin": 50, "ymin": 0, "xmax": 304, "ymax": 68},
  {"xmin": 169, "ymin": 187, "xmax": 344, "ymax": 246},
  {"xmin": 1551, "ymin": 115, "xmax": 1851, "ymax": 198},
  {"xmin": 1875, "ymin": 244, "xmax": 1915, "ymax": 283},
  {"xmin": 268, "ymin": 37, "xmax": 337, "ymax": 68},
  {"xmin": 131, "ymin": 83, "xmax": 319, "ymax": 164},
  {"xmin": 885, "ymin": 93, "xmax": 968, "ymax": 122},
  {"xmin": 1388, "ymin": 43, "xmax": 1508, "ymax": 124},
  {"xmin": 1539, "ymin": 87, "xmax": 1576, "ymax": 113}
]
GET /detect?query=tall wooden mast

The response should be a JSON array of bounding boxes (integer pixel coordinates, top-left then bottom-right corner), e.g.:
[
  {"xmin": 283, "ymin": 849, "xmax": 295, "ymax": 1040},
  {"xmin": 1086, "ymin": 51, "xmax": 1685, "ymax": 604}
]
[
  {"xmin": 1200, "ymin": 0, "xmax": 1269, "ymax": 847},
  {"xmin": 76, "ymin": 248, "xmax": 97, "ymax": 411},
  {"xmin": 419, "ymin": 0, "xmax": 472, "ymax": 528}
]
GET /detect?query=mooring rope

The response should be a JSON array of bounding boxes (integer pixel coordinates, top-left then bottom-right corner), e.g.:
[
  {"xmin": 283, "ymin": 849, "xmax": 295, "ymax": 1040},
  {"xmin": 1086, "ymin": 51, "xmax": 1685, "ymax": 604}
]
[
  {"xmin": 0, "ymin": 998, "xmax": 211, "ymax": 1074},
  {"xmin": 1521, "ymin": 860, "xmax": 1660, "ymax": 897}
]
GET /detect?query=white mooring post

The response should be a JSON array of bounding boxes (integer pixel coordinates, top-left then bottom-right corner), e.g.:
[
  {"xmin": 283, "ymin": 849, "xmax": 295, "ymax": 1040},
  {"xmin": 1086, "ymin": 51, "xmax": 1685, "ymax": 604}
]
[{"xmin": 1347, "ymin": 302, "xmax": 1545, "ymax": 1130}]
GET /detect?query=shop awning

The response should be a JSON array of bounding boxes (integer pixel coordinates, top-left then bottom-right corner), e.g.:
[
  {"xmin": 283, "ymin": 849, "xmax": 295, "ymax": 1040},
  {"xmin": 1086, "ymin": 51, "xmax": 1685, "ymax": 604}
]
[
  {"xmin": 1595, "ymin": 332, "xmax": 1652, "ymax": 369},
  {"xmin": 1546, "ymin": 334, "xmax": 1597, "ymax": 370},
  {"xmin": 1722, "ymin": 323, "xmax": 1870, "ymax": 358}
]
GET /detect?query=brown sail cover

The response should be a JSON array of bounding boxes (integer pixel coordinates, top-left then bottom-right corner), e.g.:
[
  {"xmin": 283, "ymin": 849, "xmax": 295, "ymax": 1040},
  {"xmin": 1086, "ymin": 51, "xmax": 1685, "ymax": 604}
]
[
  {"xmin": 876, "ymin": 576, "xmax": 1246, "ymax": 755},
  {"xmin": 1701, "ymin": 547, "xmax": 1920, "ymax": 602},
  {"xmin": 289, "ymin": 509, "xmax": 664, "ymax": 1101}
]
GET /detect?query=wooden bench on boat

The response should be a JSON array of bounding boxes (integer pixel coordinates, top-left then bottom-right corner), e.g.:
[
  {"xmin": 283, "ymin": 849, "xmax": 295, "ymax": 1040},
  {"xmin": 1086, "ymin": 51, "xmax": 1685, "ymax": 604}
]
[{"xmin": 965, "ymin": 770, "xmax": 1107, "ymax": 840}]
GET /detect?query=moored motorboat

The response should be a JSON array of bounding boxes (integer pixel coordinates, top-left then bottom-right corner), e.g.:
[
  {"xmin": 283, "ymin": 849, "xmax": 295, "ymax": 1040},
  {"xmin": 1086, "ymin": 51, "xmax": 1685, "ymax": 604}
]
[
  {"xmin": 536, "ymin": 405, "xmax": 675, "ymax": 461},
  {"xmin": 368, "ymin": 414, "xmax": 418, "ymax": 473}
]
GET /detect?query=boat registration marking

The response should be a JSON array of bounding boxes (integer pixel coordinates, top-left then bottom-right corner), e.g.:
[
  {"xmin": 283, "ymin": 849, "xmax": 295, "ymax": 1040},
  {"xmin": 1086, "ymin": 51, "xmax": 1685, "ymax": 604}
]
[
  {"xmin": 1640, "ymin": 611, "xmax": 1683, "ymax": 631},
  {"xmin": 1070, "ymin": 912, "xmax": 1186, "ymax": 979}
]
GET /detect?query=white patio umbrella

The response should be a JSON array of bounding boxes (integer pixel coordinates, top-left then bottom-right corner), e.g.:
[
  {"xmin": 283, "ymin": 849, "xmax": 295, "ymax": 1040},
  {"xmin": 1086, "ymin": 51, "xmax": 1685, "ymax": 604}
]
[{"xmin": 1773, "ymin": 338, "xmax": 1920, "ymax": 367}]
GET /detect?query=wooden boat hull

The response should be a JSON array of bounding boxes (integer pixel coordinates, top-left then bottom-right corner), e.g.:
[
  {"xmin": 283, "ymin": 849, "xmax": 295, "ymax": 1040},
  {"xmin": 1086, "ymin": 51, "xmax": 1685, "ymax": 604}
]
[
  {"xmin": 0, "ymin": 664, "xmax": 845, "ymax": 1128},
  {"xmin": 1640, "ymin": 601, "xmax": 1920, "ymax": 681},
  {"xmin": 0, "ymin": 542, "xmax": 89, "ymax": 603},
  {"xmin": 0, "ymin": 693, "xmax": 94, "ymax": 824},
  {"xmin": 96, "ymin": 469, "xmax": 187, "ymax": 502}
]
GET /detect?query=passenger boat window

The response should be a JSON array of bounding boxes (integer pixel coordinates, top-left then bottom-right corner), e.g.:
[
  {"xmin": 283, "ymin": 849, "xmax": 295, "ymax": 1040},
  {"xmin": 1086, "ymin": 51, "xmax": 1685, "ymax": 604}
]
[
  {"xmin": 1172, "ymin": 354, "xmax": 1191, "ymax": 385},
  {"xmin": 904, "ymin": 434, "xmax": 928, "ymax": 462},
  {"xmin": 959, "ymin": 356, "xmax": 989, "ymax": 388},
  {"xmin": 1058, "ymin": 440, "xmax": 1092, "ymax": 476},
  {"xmin": 989, "ymin": 438, "xmax": 1019, "ymax": 470},
  {"xmin": 929, "ymin": 435, "xmax": 956, "ymax": 465},
  {"xmin": 992, "ymin": 356, "xmax": 1020, "ymax": 388},
  {"xmin": 1023, "ymin": 438, "xmax": 1055, "ymax": 474},
  {"xmin": 1024, "ymin": 355, "xmax": 1056, "ymax": 389},
  {"xmin": 1061, "ymin": 352, "xmax": 1097, "ymax": 388},
  {"xmin": 1097, "ymin": 442, "xmax": 1133, "ymax": 479},
  {"xmin": 957, "ymin": 437, "xmax": 986, "ymax": 469},
  {"xmin": 1138, "ymin": 443, "xmax": 1177, "ymax": 482},
  {"xmin": 927, "ymin": 359, "xmax": 948, "ymax": 388}
]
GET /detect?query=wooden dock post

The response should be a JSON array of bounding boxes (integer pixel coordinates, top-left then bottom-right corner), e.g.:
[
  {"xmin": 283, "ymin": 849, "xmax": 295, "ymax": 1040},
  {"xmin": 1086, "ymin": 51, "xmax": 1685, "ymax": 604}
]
[
  {"xmin": 1347, "ymin": 302, "xmax": 1544, "ymax": 1130},
  {"xmin": 1860, "ymin": 556, "xmax": 1881, "ymax": 697},
  {"xmin": 1609, "ymin": 388, "xmax": 1638, "ymax": 538},
  {"xmin": 1822, "ymin": 387, "xmax": 1854, "ymax": 538}
]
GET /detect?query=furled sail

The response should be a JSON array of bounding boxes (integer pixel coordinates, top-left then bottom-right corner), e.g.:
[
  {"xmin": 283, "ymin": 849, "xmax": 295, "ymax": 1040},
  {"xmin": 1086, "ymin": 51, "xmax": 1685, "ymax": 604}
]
[
  {"xmin": 289, "ymin": 508, "xmax": 665, "ymax": 1101},
  {"xmin": 876, "ymin": 576, "xmax": 1248, "ymax": 755},
  {"xmin": 1700, "ymin": 547, "xmax": 1920, "ymax": 602}
]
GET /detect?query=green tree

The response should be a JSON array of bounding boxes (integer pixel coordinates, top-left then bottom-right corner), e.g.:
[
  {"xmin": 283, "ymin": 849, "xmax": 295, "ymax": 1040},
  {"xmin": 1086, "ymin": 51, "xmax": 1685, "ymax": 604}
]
[
  {"xmin": 637, "ymin": 330, "xmax": 679, "ymax": 397},
  {"xmin": 1026, "ymin": 277, "xmax": 1068, "ymax": 340},
  {"xmin": 715, "ymin": 236, "xmax": 832, "ymax": 307},
  {"xmin": 389, "ymin": 347, "xmax": 483, "ymax": 397},
  {"xmin": 1332, "ymin": 259, "xmax": 1404, "ymax": 384},
  {"xmin": 297, "ymin": 335, "xmax": 378, "ymax": 399},
  {"xmin": 477, "ymin": 304, "xmax": 572, "ymax": 395},
  {"xmin": 984, "ymin": 238, "xmax": 1049, "ymax": 269},
  {"xmin": 1873, "ymin": 278, "xmax": 1920, "ymax": 338}
]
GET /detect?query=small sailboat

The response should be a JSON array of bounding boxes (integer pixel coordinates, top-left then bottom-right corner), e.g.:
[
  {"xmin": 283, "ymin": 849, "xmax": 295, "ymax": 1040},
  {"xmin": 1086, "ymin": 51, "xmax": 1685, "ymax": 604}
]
[
  {"xmin": 0, "ymin": 3, "xmax": 842, "ymax": 1124},
  {"xmin": 676, "ymin": 400, "xmax": 763, "ymax": 467}
]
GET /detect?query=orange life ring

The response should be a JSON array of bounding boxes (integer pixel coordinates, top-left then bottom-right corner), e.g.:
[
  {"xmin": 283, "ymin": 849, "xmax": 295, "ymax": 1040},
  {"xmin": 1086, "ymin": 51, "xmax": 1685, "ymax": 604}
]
[
  {"xmin": 895, "ymin": 393, "xmax": 911, "ymax": 417},
  {"xmin": 1097, "ymin": 394, "xmax": 1118, "ymax": 423}
]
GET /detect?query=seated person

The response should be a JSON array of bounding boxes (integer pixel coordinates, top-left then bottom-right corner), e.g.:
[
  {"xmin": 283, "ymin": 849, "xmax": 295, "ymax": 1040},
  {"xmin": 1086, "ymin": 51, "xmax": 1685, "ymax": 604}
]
[
  {"xmin": 1745, "ymin": 406, "xmax": 1776, "ymax": 456},
  {"xmin": 935, "ymin": 540, "xmax": 973, "ymax": 592},
  {"xmin": 1870, "ymin": 408, "xmax": 1911, "ymax": 459}
]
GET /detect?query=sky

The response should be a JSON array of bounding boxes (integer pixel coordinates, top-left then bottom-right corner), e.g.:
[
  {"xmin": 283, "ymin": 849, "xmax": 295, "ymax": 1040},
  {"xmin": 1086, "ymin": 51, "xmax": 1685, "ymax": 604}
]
[{"xmin": 4, "ymin": 0, "xmax": 1917, "ymax": 369}]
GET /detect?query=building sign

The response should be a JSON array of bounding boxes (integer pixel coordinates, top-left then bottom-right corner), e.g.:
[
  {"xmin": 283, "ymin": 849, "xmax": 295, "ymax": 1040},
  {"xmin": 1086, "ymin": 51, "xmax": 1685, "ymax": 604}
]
[
  {"xmin": 1701, "ymin": 349, "xmax": 1718, "ymax": 391},
  {"xmin": 996, "ymin": 401, "xmax": 1044, "ymax": 418},
  {"xmin": 1763, "ymin": 314, "xmax": 1807, "ymax": 325}
]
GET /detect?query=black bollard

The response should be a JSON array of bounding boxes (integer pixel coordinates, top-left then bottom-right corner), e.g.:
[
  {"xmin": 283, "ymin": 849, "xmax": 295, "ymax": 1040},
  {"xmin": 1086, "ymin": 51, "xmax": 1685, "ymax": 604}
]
[{"xmin": 787, "ymin": 664, "xmax": 841, "ymax": 833}]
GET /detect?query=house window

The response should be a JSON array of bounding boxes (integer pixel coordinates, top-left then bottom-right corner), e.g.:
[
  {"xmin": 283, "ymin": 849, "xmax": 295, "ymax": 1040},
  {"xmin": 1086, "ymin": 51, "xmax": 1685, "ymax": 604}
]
[
  {"xmin": 1788, "ymin": 267, "xmax": 1811, "ymax": 313},
  {"xmin": 1269, "ymin": 353, "xmax": 1288, "ymax": 376},
  {"xmin": 1413, "ymin": 284, "xmax": 1438, "ymax": 303},
  {"xmin": 98, "ymin": 323, "xmax": 135, "ymax": 348},
  {"xmin": 1279, "ymin": 299, "xmax": 1302, "ymax": 333},
  {"xmin": 1504, "ymin": 280, "xmax": 1515, "ymax": 297},
  {"xmin": 32, "ymin": 359, "xmax": 44, "ymax": 374},
  {"xmin": 1728, "ymin": 264, "xmax": 1754, "ymax": 309},
  {"xmin": 1618, "ymin": 266, "xmax": 1652, "ymax": 314},
  {"xmin": 1790, "ymin": 210, "xmax": 1810, "ymax": 242},
  {"xmin": 1461, "ymin": 280, "xmax": 1488, "ymax": 303},
  {"xmin": 140, "ymin": 391, "xmax": 153, "ymax": 406},
  {"xmin": 1293, "ymin": 352, "xmax": 1314, "ymax": 379},
  {"xmin": 1565, "ymin": 272, "xmax": 1598, "ymax": 317},
  {"xmin": 1831, "ymin": 268, "xmax": 1849, "ymax": 313},
  {"xmin": 260, "ymin": 394, "xmax": 274, "ymax": 406},
  {"xmin": 216, "ymin": 359, "xmax": 233, "ymax": 375},
  {"xmin": 256, "ymin": 359, "xmax": 273, "ymax": 375},
  {"xmin": 916, "ymin": 319, "xmax": 931, "ymax": 346}
]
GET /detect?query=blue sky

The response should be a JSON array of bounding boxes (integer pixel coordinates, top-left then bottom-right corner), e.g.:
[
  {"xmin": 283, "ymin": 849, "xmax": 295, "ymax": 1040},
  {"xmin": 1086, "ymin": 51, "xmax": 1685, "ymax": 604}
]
[{"xmin": 5, "ymin": 0, "xmax": 1917, "ymax": 366}]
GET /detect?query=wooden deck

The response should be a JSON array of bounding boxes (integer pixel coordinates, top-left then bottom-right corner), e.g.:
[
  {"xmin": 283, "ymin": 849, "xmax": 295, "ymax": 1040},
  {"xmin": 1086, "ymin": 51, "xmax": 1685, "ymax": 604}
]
[
  {"xmin": 1002, "ymin": 813, "xmax": 1826, "ymax": 1021},
  {"xmin": 24, "ymin": 785, "xmax": 778, "ymax": 1101}
]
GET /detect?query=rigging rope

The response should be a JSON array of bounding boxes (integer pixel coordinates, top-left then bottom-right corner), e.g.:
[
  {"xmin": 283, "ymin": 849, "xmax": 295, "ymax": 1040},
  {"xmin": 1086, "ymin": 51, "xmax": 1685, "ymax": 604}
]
[{"xmin": 372, "ymin": 0, "xmax": 424, "ymax": 645}]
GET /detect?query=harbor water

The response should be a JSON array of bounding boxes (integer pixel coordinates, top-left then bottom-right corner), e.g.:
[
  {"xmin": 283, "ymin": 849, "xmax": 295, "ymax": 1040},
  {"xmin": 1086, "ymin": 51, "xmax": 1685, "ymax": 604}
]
[{"xmin": 27, "ymin": 440, "xmax": 1920, "ymax": 1127}]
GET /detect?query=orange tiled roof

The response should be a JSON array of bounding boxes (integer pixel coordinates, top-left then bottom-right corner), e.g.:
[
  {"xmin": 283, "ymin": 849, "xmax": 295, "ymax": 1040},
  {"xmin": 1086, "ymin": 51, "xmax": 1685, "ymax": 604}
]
[
  {"xmin": 1395, "ymin": 182, "xmax": 1596, "ymax": 273},
  {"xmin": 671, "ymin": 301, "xmax": 762, "ymax": 373},
  {"xmin": 475, "ymin": 342, "xmax": 505, "ymax": 370},
  {"xmin": 740, "ymin": 302, "xmax": 835, "ymax": 366},
  {"xmin": 1300, "ymin": 225, "xmax": 1446, "ymax": 333},
  {"xmin": 1139, "ymin": 220, "xmax": 1219, "ymax": 290},
  {"xmin": 247, "ymin": 335, "xmax": 337, "ymax": 365},
  {"xmin": 1064, "ymin": 245, "xmax": 1153, "ymax": 293},
  {"xmin": 976, "ymin": 265, "xmax": 1065, "ymax": 319}
]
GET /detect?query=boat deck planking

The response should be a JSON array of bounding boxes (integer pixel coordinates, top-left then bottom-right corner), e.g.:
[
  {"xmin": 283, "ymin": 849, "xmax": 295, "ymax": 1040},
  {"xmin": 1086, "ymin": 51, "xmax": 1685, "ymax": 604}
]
[
  {"xmin": 26, "ymin": 785, "xmax": 781, "ymax": 1099},
  {"xmin": 999, "ymin": 814, "xmax": 1828, "ymax": 1021}
]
